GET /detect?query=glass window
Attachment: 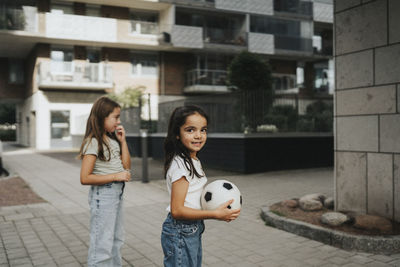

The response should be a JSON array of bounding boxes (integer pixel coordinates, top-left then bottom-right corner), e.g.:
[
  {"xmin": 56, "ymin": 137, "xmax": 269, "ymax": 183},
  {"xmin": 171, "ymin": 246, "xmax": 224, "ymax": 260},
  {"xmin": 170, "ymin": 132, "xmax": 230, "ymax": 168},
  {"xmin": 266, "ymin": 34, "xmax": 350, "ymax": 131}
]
[
  {"xmin": 51, "ymin": 2, "xmax": 73, "ymax": 15},
  {"xmin": 51, "ymin": 111, "xmax": 70, "ymax": 139},
  {"xmin": 51, "ymin": 47, "xmax": 73, "ymax": 73},
  {"xmin": 250, "ymin": 16, "xmax": 301, "ymax": 37},
  {"xmin": 86, "ymin": 4, "xmax": 100, "ymax": 17},
  {"xmin": 8, "ymin": 59, "xmax": 24, "ymax": 84},
  {"xmin": 87, "ymin": 48, "xmax": 100, "ymax": 63},
  {"xmin": 131, "ymin": 53, "xmax": 158, "ymax": 76}
]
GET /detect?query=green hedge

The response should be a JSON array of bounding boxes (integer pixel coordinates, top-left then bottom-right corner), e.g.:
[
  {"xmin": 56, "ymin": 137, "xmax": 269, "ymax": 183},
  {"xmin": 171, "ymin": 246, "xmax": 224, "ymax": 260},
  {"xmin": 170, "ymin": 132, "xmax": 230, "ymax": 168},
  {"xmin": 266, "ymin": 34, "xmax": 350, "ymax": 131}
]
[{"xmin": 0, "ymin": 129, "xmax": 16, "ymax": 141}]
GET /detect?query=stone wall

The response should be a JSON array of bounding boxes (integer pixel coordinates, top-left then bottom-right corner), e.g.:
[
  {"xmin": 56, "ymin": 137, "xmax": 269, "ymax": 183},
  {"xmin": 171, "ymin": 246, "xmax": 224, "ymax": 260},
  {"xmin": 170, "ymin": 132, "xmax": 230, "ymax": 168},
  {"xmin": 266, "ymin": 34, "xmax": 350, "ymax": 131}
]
[{"xmin": 334, "ymin": 0, "xmax": 400, "ymax": 221}]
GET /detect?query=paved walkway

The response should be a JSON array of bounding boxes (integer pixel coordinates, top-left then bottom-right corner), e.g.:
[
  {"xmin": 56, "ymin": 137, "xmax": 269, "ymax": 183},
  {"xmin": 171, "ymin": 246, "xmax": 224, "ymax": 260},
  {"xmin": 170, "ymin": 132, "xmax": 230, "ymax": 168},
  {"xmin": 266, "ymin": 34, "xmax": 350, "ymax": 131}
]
[{"xmin": 1, "ymin": 145, "xmax": 399, "ymax": 267}]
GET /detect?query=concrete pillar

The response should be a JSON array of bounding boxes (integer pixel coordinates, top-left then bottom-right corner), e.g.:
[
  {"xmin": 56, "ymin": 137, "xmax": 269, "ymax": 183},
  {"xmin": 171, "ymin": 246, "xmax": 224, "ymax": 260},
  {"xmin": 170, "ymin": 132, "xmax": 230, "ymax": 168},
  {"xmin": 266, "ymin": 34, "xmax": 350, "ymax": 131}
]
[{"xmin": 334, "ymin": 0, "xmax": 400, "ymax": 221}]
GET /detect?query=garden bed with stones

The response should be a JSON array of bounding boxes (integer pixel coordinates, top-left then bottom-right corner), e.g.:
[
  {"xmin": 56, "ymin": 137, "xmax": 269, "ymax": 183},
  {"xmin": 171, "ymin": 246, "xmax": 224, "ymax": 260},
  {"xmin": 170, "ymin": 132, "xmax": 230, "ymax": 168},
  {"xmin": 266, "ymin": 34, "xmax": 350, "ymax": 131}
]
[{"xmin": 260, "ymin": 193, "xmax": 400, "ymax": 254}]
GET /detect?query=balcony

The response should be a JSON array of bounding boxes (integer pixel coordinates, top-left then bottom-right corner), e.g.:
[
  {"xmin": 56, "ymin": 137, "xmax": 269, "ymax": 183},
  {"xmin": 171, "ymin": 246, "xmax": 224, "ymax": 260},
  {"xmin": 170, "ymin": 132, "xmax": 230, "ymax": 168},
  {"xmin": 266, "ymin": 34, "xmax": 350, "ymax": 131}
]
[
  {"xmin": 183, "ymin": 69, "xmax": 229, "ymax": 94},
  {"xmin": 0, "ymin": 7, "xmax": 37, "ymax": 32},
  {"xmin": 45, "ymin": 13, "xmax": 116, "ymax": 42},
  {"xmin": 161, "ymin": 0, "xmax": 215, "ymax": 6},
  {"xmin": 215, "ymin": 0, "xmax": 273, "ymax": 15},
  {"xmin": 204, "ymin": 27, "xmax": 246, "ymax": 46},
  {"xmin": 273, "ymin": 0, "xmax": 313, "ymax": 17},
  {"xmin": 272, "ymin": 73, "xmax": 299, "ymax": 94},
  {"xmin": 38, "ymin": 61, "xmax": 113, "ymax": 90},
  {"xmin": 131, "ymin": 20, "xmax": 159, "ymax": 35},
  {"xmin": 274, "ymin": 35, "xmax": 313, "ymax": 54},
  {"xmin": 313, "ymin": 1, "xmax": 333, "ymax": 23},
  {"xmin": 171, "ymin": 25, "xmax": 203, "ymax": 48},
  {"xmin": 248, "ymin": 32, "xmax": 274, "ymax": 54}
]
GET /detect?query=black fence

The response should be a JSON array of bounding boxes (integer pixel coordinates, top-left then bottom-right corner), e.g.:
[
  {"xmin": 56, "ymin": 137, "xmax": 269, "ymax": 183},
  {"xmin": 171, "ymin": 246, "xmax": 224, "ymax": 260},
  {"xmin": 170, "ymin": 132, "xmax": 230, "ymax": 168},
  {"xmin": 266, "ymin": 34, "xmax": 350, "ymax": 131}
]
[{"xmin": 156, "ymin": 91, "xmax": 333, "ymax": 134}]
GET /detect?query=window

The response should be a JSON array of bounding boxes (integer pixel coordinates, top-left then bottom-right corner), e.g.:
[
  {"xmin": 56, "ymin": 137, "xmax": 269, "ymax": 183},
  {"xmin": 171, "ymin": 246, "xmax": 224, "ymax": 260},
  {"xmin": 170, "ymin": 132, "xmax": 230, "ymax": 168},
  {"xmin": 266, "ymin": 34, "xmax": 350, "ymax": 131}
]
[
  {"xmin": 50, "ymin": 47, "xmax": 73, "ymax": 73},
  {"xmin": 8, "ymin": 59, "xmax": 24, "ymax": 84},
  {"xmin": 131, "ymin": 53, "xmax": 158, "ymax": 76},
  {"xmin": 87, "ymin": 48, "xmax": 100, "ymax": 63},
  {"xmin": 130, "ymin": 11, "xmax": 158, "ymax": 35},
  {"xmin": 51, "ymin": 110, "xmax": 70, "ymax": 139},
  {"xmin": 50, "ymin": 2, "xmax": 73, "ymax": 15},
  {"xmin": 86, "ymin": 4, "xmax": 100, "ymax": 17},
  {"xmin": 272, "ymin": 74, "xmax": 296, "ymax": 91}
]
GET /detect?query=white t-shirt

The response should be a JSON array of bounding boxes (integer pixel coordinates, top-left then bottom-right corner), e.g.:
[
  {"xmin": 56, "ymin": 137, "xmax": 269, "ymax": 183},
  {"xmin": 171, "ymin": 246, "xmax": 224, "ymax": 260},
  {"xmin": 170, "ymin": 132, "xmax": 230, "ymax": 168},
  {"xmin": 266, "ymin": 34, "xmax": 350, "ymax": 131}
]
[{"xmin": 166, "ymin": 156, "xmax": 207, "ymax": 212}]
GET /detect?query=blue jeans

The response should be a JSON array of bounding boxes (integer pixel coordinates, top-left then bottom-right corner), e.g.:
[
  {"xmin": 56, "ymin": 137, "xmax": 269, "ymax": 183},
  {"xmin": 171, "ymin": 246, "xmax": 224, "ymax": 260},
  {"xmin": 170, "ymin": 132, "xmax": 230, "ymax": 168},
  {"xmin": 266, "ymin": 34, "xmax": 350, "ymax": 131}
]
[
  {"xmin": 161, "ymin": 213, "xmax": 205, "ymax": 267},
  {"xmin": 87, "ymin": 182, "xmax": 125, "ymax": 267}
]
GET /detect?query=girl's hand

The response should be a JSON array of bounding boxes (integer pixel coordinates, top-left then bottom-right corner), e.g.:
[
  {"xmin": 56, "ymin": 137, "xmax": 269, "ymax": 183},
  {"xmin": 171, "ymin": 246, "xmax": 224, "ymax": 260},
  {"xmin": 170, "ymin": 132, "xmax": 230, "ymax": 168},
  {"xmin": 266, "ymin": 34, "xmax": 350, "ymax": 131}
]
[
  {"xmin": 214, "ymin": 199, "xmax": 241, "ymax": 222},
  {"xmin": 114, "ymin": 170, "xmax": 131, "ymax": 182},
  {"xmin": 115, "ymin": 125, "xmax": 126, "ymax": 142}
]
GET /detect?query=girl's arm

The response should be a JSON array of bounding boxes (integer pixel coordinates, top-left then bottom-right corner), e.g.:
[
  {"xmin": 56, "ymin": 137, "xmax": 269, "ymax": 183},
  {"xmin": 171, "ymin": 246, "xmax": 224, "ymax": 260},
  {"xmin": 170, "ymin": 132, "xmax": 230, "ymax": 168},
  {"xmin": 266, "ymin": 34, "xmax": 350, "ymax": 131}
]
[
  {"xmin": 80, "ymin": 154, "xmax": 130, "ymax": 185},
  {"xmin": 116, "ymin": 125, "xmax": 131, "ymax": 170},
  {"xmin": 120, "ymin": 139, "xmax": 131, "ymax": 170},
  {"xmin": 170, "ymin": 177, "xmax": 240, "ymax": 222}
]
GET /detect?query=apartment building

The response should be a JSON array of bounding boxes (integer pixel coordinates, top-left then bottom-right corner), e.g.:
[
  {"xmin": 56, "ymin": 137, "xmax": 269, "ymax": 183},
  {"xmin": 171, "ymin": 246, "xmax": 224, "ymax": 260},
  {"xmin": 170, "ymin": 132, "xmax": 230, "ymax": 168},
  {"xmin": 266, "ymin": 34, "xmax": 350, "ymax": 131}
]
[{"xmin": 0, "ymin": 0, "xmax": 333, "ymax": 149}]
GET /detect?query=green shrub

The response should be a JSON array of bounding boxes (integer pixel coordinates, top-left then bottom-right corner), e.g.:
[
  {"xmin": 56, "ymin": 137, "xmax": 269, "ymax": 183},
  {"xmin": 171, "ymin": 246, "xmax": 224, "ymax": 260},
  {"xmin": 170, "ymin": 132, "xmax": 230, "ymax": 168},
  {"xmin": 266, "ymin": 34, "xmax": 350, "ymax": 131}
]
[
  {"xmin": 297, "ymin": 116, "xmax": 314, "ymax": 132},
  {"xmin": 263, "ymin": 105, "xmax": 298, "ymax": 132},
  {"xmin": 0, "ymin": 129, "xmax": 16, "ymax": 141}
]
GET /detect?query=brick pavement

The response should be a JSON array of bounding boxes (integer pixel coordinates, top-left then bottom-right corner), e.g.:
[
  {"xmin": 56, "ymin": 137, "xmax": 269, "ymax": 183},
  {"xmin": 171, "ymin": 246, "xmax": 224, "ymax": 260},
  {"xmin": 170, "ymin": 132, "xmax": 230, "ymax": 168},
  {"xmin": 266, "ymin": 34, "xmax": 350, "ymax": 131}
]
[{"xmin": 1, "ymin": 146, "xmax": 399, "ymax": 266}]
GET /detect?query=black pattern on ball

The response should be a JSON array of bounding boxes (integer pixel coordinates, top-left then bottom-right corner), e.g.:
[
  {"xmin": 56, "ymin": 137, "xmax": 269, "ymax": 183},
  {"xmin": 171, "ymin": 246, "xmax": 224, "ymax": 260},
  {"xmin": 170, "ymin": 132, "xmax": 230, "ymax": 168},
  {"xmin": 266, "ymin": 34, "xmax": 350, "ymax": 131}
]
[
  {"xmin": 223, "ymin": 183, "xmax": 233, "ymax": 190},
  {"xmin": 240, "ymin": 195, "xmax": 242, "ymax": 205},
  {"xmin": 205, "ymin": 192, "xmax": 212, "ymax": 202},
  {"xmin": 227, "ymin": 205, "xmax": 231, "ymax": 209}
]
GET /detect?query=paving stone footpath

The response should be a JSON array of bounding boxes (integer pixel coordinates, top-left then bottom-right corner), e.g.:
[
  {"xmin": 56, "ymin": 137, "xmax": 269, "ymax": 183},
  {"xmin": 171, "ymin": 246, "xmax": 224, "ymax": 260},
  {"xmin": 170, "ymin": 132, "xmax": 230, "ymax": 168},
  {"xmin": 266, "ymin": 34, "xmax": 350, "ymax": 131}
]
[{"xmin": 1, "ymin": 145, "xmax": 400, "ymax": 266}]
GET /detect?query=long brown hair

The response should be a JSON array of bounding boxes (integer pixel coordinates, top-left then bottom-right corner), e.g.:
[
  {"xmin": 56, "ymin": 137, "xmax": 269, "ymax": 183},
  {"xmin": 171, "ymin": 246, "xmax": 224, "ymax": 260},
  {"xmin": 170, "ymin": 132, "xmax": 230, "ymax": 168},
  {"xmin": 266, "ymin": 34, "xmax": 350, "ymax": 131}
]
[
  {"xmin": 78, "ymin": 96, "xmax": 121, "ymax": 161},
  {"xmin": 164, "ymin": 105, "xmax": 209, "ymax": 179}
]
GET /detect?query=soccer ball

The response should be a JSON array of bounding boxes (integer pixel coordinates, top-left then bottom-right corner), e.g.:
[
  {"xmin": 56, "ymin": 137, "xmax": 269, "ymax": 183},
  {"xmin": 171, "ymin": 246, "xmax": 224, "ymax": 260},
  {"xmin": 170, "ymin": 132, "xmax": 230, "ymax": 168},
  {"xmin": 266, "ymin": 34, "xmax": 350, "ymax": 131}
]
[{"xmin": 201, "ymin": 180, "xmax": 242, "ymax": 210}]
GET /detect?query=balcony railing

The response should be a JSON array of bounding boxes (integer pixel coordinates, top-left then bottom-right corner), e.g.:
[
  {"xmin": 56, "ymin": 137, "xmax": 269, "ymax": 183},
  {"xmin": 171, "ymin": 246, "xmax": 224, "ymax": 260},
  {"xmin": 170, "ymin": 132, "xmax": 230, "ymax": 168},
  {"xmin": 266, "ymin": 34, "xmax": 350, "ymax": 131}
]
[
  {"xmin": 204, "ymin": 27, "xmax": 246, "ymax": 46},
  {"xmin": 186, "ymin": 69, "xmax": 227, "ymax": 86},
  {"xmin": 0, "ymin": 7, "xmax": 37, "ymax": 32},
  {"xmin": 131, "ymin": 20, "xmax": 159, "ymax": 35},
  {"xmin": 46, "ymin": 13, "xmax": 116, "ymax": 42},
  {"xmin": 274, "ymin": 35, "xmax": 313, "ymax": 53},
  {"xmin": 38, "ymin": 61, "xmax": 113, "ymax": 90},
  {"xmin": 273, "ymin": 0, "xmax": 313, "ymax": 17}
]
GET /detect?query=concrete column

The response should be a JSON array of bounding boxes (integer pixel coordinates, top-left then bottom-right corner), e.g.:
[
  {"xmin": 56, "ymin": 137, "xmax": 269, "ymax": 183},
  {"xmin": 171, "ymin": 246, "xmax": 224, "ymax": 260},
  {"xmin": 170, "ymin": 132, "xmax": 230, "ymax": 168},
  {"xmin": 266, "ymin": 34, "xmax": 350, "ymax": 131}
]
[{"xmin": 334, "ymin": 0, "xmax": 400, "ymax": 221}]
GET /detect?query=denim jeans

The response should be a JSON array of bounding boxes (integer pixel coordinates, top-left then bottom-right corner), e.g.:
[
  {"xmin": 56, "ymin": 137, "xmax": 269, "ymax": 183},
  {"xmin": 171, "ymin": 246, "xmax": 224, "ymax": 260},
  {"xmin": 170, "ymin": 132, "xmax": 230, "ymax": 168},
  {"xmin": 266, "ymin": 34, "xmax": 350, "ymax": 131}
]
[
  {"xmin": 161, "ymin": 213, "xmax": 205, "ymax": 267},
  {"xmin": 88, "ymin": 182, "xmax": 125, "ymax": 267}
]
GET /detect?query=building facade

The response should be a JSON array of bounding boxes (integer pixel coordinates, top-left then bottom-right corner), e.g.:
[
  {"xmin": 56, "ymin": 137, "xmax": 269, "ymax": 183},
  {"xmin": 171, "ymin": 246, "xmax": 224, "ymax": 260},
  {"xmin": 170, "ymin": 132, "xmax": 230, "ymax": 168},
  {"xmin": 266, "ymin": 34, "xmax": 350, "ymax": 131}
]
[{"xmin": 0, "ymin": 0, "xmax": 333, "ymax": 149}]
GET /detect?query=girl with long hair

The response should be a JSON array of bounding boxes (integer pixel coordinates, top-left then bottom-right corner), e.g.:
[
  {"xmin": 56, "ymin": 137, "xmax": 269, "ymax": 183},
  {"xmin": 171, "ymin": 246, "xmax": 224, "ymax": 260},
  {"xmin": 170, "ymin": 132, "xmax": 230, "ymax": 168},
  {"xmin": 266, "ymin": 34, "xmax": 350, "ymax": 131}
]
[
  {"xmin": 161, "ymin": 105, "xmax": 240, "ymax": 267},
  {"xmin": 79, "ymin": 96, "xmax": 131, "ymax": 266}
]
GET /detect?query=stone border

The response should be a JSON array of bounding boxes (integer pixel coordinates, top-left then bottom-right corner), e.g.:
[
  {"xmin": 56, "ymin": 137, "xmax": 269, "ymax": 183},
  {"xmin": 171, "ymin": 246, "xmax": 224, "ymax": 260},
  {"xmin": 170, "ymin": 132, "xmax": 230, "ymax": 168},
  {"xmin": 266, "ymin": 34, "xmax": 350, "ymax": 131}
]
[{"xmin": 260, "ymin": 206, "xmax": 400, "ymax": 254}]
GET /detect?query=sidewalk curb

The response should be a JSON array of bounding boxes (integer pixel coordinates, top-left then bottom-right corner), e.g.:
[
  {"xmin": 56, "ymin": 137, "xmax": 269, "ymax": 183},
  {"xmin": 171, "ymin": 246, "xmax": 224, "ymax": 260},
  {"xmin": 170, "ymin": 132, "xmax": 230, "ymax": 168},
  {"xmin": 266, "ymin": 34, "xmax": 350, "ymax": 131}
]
[{"xmin": 260, "ymin": 206, "xmax": 400, "ymax": 255}]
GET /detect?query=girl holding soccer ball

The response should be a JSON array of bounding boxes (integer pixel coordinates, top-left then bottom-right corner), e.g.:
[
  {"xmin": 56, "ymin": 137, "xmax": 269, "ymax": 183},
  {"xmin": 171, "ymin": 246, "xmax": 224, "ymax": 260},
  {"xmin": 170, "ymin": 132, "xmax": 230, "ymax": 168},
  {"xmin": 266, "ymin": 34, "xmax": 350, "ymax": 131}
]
[{"xmin": 161, "ymin": 105, "xmax": 240, "ymax": 267}]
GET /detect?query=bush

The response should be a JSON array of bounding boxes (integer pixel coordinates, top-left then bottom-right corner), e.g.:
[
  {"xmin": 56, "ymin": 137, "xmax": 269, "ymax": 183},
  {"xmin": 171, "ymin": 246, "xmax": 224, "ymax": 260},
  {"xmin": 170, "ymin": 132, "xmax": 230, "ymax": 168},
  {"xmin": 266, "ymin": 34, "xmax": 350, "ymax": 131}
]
[
  {"xmin": 306, "ymin": 101, "xmax": 333, "ymax": 132},
  {"xmin": 296, "ymin": 116, "xmax": 314, "ymax": 132},
  {"xmin": 263, "ymin": 105, "xmax": 298, "ymax": 132},
  {"xmin": 0, "ymin": 129, "xmax": 16, "ymax": 141}
]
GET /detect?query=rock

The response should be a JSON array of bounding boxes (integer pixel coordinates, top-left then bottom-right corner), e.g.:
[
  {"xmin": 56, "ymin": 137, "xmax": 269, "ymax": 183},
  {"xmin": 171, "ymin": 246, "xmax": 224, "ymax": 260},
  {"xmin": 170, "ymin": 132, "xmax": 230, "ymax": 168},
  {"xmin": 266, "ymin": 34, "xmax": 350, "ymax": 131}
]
[
  {"xmin": 324, "ymin": 197, "xmax": 334, "ymax": 209},
  {"xmin": 282, "ymin": 199, "xmax": 298, "ymax": 208},
  {"xmin": 299, "ymin": 193, "xmax": 325, "ymax": 211},
  {"xmin": 353, "ymin": 214, "xmax": 393, "ymax": 233},
  {"xmin": 320, "ymin": 212, "xmax": 349, "ymax": 226}
]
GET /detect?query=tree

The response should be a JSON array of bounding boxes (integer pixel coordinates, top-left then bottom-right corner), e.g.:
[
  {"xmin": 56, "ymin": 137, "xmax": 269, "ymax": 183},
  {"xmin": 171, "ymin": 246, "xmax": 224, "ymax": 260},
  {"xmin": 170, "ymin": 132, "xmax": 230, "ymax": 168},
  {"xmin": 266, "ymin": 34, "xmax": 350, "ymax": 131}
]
[
  {"xmin": 108, "ymin": 86, "xmax": 144, "ymax": 109},
  {"xmin": 0, "ymin": 103, "xmax": 16, "ymax": 124},
  {"xmin": 227, "ymin": 51, "xmax": 273, "ymax": 132}
]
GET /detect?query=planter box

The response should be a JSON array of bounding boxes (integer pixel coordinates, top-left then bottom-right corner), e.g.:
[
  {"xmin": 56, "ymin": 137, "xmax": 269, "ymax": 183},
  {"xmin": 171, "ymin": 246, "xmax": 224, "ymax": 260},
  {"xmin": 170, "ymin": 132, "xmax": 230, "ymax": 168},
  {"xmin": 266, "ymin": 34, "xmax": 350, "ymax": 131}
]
[{"xmin": 128, "ymin": 132, "xmax": 333, "ymax": 173}]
